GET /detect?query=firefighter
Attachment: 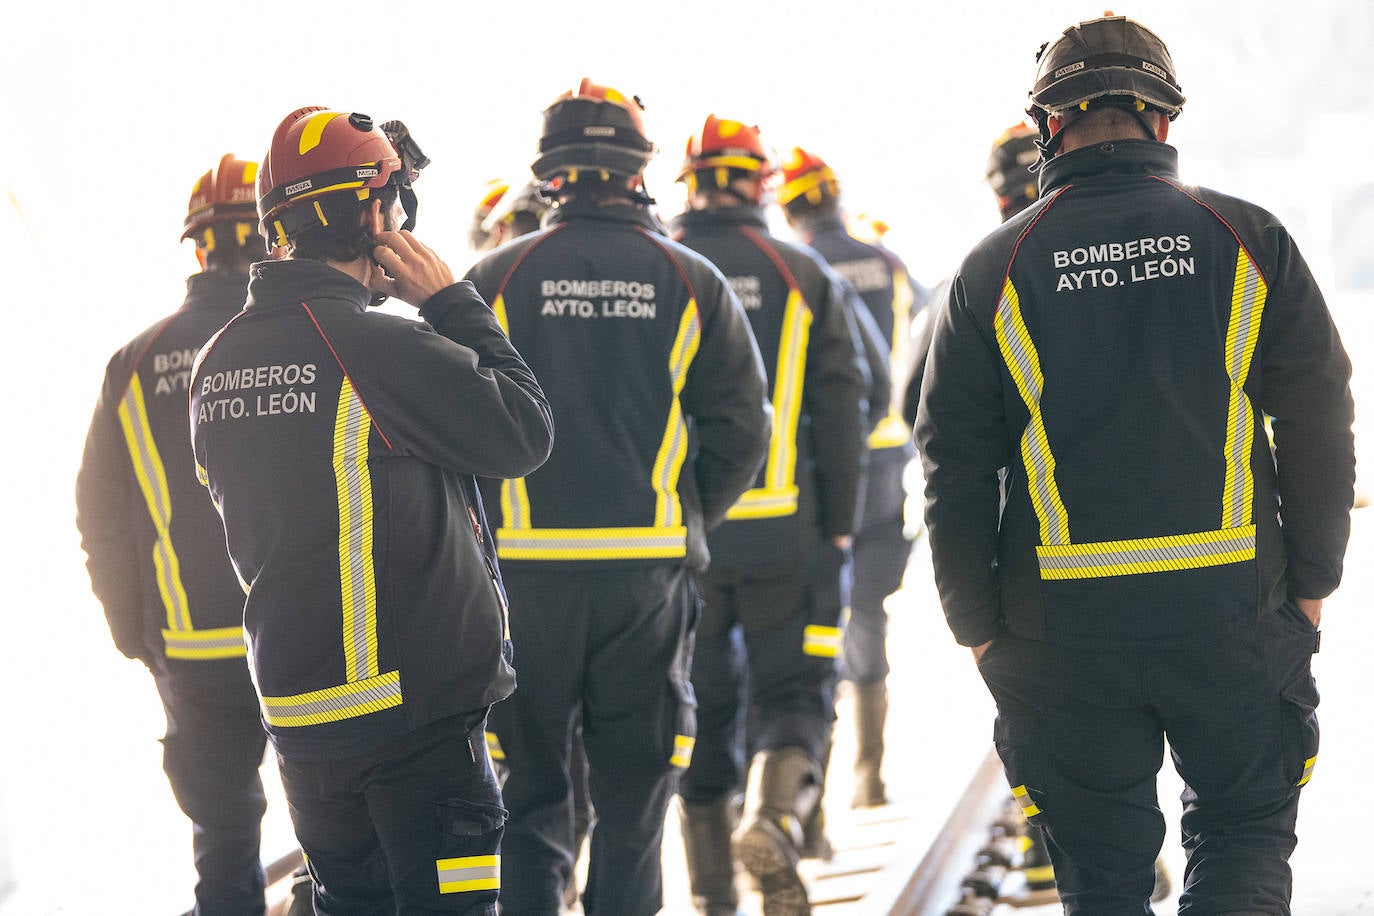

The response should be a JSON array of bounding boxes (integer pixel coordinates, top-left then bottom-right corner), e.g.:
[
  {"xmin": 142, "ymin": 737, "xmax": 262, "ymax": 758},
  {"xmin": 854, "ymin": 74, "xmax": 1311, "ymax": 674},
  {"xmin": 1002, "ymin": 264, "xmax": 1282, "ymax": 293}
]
[
  {"xmin": 463, "ymin": 80, "xmax": 770, "ymax": 916},
  {"xmin": 778, "ymin": 146, "xmax": 925, "ymax": 808},
  {"xmin": 76, "ymin": 155, "xmax": 270, "ymax": 916},
  {"xmin": 190, "ymin": 108, "xmax": 553, "ymax": 914},
  {"xmin": 917, "ymin": 15, "xmax": 1354, "ymax": 914},
  {"xmin": 670, "ymin": 116, "xmax": 868, "ymax": 916},
  {"xmin": 470, "ymin": 178, "xmax": 550, "ymax": 254}
]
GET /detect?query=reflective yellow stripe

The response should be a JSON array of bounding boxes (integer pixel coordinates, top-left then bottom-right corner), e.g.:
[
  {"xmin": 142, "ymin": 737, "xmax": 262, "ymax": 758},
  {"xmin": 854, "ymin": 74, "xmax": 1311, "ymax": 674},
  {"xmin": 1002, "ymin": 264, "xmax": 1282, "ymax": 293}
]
[
  {"xmin": 118, "ymin": 374, "xmax": 193, "ymax": 632},
  {"xmin": 727, "ymin": 288, "xmax": 809, "ymax": 520},
  {"xmin": 437, "ymin": 855, "xmax": 500, "ymax": 894},
  {"xmin": 262, "ymin": 670, "xmax": 402, "ymax": 726},
  {"xmin": 867, "ymin": 266, "xmax": 915, "ymax": 449},
  {"xmin": 334, "ymin": 378, "xmax": 379, "ymax": 682},
  {"xmin": 485, "ymin": 731, "xmax": 505, "ymax": 762},
  {"xmin": 1038, "ymin": 525, "xmax": 1256, "ymax": 579},
  {"xmin": 1221, "ymin": 249, "xmax": 1266, "ymax": 528},
  {"xmin": 162, "ymin": 626, "xmax": 246, "ymax": 660},
  {"xmin": 1297, "ymin": 754, "xmax": 1317, "ymax": 787},
  {"xmin": 995, "ymin": 278, "xmax": 1070, "ymax": 545},
  {"xmin": 1012, "ymin": 783, "xmax": 1040, "ymax": 818},
  {"xmin": 496, "ymin": 526, "xmax": 688, "ymax": 560},
  {"xmin": 652, "ymin": 301, "xmax": 702, "ymax": 527},
  {"xmin": 493, "ymin": 295, "xmax": 534, "ymax": 531},
  {"xmin": 803, "ymin": 624, "xmax": 842, "ymax": 658},
  {"xmin": 670, "ymin": 734, "xmax": 695, "ymax": 768}
]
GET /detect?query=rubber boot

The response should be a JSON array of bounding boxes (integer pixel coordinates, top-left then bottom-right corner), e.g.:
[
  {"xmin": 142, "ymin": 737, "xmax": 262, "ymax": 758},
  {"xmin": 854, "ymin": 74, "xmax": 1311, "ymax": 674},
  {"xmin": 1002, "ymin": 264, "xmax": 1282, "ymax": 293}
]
[
  {"xmin": 679, "ymin": 795, "xmax": 741, "ymax": 916},
  {"xmin": 734, "ymin": 748, "xmax": 818, "ymax": 916},
  {"xmin": 851, "ymin": 682, "xmax": 888, "ymax": 808}
]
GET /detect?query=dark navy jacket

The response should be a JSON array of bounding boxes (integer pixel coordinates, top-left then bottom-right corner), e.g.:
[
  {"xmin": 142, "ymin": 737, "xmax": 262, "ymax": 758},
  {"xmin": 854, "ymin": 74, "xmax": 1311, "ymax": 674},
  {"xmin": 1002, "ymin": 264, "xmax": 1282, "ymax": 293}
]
[
  {"xmin": 917, "ymin": 140, "xmax": 1354, "ymax": 650},
  {"xmin": 191, "ymin": 259, "xmax": 552, "ymax": 758},
  {"xmin": 464, "ymin": 200, "xmax": 770, "ymax": 572}
]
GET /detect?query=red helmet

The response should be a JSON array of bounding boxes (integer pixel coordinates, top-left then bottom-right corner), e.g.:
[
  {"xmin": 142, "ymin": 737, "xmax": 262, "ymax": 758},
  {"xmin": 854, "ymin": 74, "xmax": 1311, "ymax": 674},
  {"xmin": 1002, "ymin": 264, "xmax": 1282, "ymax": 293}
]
[
  {"xmin": 257, "ymin": 107, "xmax": 402, "ymax": 247},
  {"xmin": 532, "ymin": 79, "xmax": 653, "ymax": 181},
  {"xmin": 678, "ymin": 115, "xmax": 774, "ymax": 191},
  {"xmin": 181, "ymin": 154, "xmax": 260, "ymax": 249},
  {"xmin": 776, "ymin": 146, "xmax": 839, "ymax": 206},
  {"xmin": 470, "ymin": 179, "xmax": 511, "ymax": 250}
]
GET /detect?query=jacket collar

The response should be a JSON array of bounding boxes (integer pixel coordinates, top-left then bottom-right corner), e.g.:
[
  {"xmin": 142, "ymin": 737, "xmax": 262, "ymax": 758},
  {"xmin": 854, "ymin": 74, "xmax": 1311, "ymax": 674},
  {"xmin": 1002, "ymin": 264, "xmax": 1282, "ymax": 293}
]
[
  {"xmin": 670, "ymin": 204, "xmax": 769, "ymax": 234},
  {"xmin": 183, "ymin": 269, "xmax": 249, "ymax": 311},
  {"xmin": 1039, "ymin": 140, "xmax": 1180, "ymax": 195},
  {"xmin": 545, "ymin": 198, "xmax": 667, "ymax": 235},
  {"xmin": 243, "ymin": 259, "xmax": 372, "ymax": 312}
]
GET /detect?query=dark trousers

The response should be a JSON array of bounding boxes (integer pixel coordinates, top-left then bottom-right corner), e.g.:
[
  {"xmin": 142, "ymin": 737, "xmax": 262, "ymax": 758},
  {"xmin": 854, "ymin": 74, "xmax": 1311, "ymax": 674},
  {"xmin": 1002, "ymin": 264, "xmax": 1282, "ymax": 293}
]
[
  {"xmin": 681, "ymin": 546, "xmax": 844, "ymax": 801},
  {"xmin": 155, "ymin": 669, "xmax": 269, "ymax": 916},
  {"xmin": 840, "ymin": 450, "xmax": 913, "ymax": 685},
  {"xmin": 490, "ymin": 565, "xmax": 697, "ymax": 916},
  {"xmin": 278, "ymin": 712, "xmax": 504, "ymax": 916},
  {"xmin": 976, "ymin": 603, "xmax": 1321, "ymax": 915}
]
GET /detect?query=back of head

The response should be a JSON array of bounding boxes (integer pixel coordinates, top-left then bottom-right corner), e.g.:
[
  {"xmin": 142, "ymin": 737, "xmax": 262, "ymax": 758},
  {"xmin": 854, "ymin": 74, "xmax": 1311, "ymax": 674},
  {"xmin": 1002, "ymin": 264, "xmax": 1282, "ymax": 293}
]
[
  {"xmin": 677, "ymin": 115, "xmax": 775, "ymax": 206},
  {"xmin": 532, "ymin": 78, "xmax": 654, "ymax": 201},
  {"xmin": 257, "ymin": 107, "xmax": 428, "ymax": 262},
  {"xmin": 472, "ymin": 179, "xmax": 550, "ymax": 251},
  {"xmin": 777, "ymin": 146, "xmax": 841, "ymax": 223},
  {"xmin": 182, "ymin": 154, "xmax": 262, "ymax": 272},
  {"xmin": 985, "ymin": 124, "xmax": 1041, "ymax": 221},
  {"xmin": 1026, "ymin": 14, "xmax": 1186, "ymax": 160}
]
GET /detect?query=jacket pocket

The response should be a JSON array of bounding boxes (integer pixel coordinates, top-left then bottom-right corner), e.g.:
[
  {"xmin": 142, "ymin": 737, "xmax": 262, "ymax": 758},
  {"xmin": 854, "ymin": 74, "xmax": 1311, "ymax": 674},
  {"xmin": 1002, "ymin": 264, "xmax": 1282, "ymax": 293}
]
[
  {"xmin": 1280, "ymin": 673, "xmax": 1320, "ymax": 788},
  {"xmin": 433, "ymin": 795, "xmax": 507, "ymax": 902}
]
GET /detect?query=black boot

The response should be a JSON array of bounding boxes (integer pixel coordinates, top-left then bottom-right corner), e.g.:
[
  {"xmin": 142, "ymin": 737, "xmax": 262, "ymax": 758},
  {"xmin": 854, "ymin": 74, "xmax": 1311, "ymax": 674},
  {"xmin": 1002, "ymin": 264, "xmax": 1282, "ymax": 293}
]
[
  {"xmin": 734, "ymin": 748, "xmax": 818, "ymax": 916},
  {"xmin": 679, "ymin": 795, "xmax": 741, "ymax": 916}
]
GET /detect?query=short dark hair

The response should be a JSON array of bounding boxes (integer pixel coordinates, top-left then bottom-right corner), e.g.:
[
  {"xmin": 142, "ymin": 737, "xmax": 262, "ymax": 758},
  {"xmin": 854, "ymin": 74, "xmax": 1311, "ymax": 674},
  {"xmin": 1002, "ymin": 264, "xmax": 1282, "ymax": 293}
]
[{"xmin": 290, "ymin": 186, "xmax": 399, "ymax": 262}]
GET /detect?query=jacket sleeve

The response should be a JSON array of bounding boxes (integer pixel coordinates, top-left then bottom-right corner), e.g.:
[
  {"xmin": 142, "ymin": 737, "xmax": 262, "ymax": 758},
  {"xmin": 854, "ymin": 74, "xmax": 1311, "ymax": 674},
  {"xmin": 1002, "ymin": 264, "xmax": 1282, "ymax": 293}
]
[
  {"xmin": 904, "ymin": 279, "xmax": 945, "ymax": 429},
  {"xmin": 915, "ymin": 270, "xmax": 1010, "ymax": 647},
  {"xmin": 74, "ymin": 361, "xmax": 152, "ymax": 664},
  {"xmin": 349, "ymin": 281, "xmax": 554, "ymax": 480},
  {"xmin": 806, "ymin": 277, "xmax": 870, "ymax": 539},
  {"xmin": 844, "ymin": 284, "xmax": 889, "ymax": 431},
  {"xmin": 681, "ymin": 268, "xmax": 772, "ymax": 530},
  {"xmin": 1254, "ymin": 223, "xmax": 1355, "ymax": 600}
]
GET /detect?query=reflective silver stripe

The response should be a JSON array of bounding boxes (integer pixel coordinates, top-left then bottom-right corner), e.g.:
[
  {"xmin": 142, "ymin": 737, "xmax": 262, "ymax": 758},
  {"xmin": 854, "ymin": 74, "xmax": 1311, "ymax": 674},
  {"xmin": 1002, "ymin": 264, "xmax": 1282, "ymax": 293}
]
[
  {"xmin": 261, "ymin": 671, "xmax": 401, "ymax": 727},
  {"xmin": 437, "ymin": 855, "xmax": 500, "ymax": 894},
  {"xmin": 334, "ymin": 379, "xmax": 378, "ymax": 682},
  {"xmin": 119, "ymin": 375, "xmax": 193, "ymax": 632},
  {"xmin": 1037, "ymin": 526, "xmax": 1255, "ymax": 579},
  {"xmin": 162, "ymin": 626, "xmax": 246, "ymax": 659},
  {"xmin": 496, "ymin": 526, "xmax": 688, "ymax": 560}
]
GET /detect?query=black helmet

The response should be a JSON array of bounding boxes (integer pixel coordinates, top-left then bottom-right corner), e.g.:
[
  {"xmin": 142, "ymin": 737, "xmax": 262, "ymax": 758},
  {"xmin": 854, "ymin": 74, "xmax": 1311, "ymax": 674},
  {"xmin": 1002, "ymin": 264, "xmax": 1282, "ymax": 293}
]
[
  {"xmin": 1029, "ymin": 15, "xmax": 1185, "ymax": 121},
  {"xmin": 985, "ymin": 124, "xmax": 1040, "ymax": 220},
  {"xmin": 531, "ymin": 78, "xmax": 654, "ymax": 181}
]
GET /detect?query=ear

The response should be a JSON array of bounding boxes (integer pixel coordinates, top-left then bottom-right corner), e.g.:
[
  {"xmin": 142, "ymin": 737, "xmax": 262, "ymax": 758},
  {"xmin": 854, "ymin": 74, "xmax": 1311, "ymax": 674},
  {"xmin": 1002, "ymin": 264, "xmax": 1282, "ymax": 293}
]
[
  {"xmin": 1155, "ymin": 116, "xmax": 1170, "ymax": 142},
  {"xmin": 195, "ymin": 247, "xmax": 207, "ymax": 271},
  {"xmin": 1047, "ymin": 114, "xmax": 1065, "ymax": 138},
  {"xmin": 358, "ymin": 196, "xmax": 384, "ymax": 236}
]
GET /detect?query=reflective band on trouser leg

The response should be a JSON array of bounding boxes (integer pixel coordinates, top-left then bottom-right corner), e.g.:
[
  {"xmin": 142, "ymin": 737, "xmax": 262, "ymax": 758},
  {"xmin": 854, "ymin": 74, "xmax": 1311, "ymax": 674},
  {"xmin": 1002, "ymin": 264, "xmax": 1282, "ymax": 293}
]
[
  {"xmin": 261, "ymin": 670, "xmax": 402, "ymax": 727},
  {"xmin": 436, "ymin": 855, "xmax": 500, "ymax": 894},
  {"xmin": 670, "ymin": 734, "xmax": 695, "ymax": 769},
  {"xmin": 1297, "ymin": 755, "xmax": 1317, "ymax": 787},
  {"xmin": 1036, "ymin": 526, "xmax": 1256, "ymax": 579},
  {"xmin": 1012, "ymin": 784, "xmax": 1040, "ymax": 818},
  {"xmin": 162, "ymin": 626, "xmax": 247, "ymax": 660},
  {"xmin": 803, "ymin": 625, "xmax": 842, "ymax": 658}
]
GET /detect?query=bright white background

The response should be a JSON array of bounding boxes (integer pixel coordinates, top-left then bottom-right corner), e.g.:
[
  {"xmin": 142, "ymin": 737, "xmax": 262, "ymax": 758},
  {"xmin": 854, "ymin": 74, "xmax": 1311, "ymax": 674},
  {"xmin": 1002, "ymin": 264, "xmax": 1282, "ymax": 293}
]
[{"xmin": 0, "ymin": 1, "xmax": 1370, "ymax": 913}]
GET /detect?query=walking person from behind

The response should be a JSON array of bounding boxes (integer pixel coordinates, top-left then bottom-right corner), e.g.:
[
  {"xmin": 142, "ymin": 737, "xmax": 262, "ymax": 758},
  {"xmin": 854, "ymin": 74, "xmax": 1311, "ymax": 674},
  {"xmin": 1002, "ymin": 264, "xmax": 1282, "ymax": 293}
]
[
  {"xmin": 671, "ymin": 116, "xmax": 869, "ymax": 915},
  {"xmin": 917, "ymin": 15, "xmax": 1355, "ymax": 914},
  {"xmin": 465, "ymin": 80, "xmax": 770, "ymax": 916},
  {"xmin": 77, "ymin": 155, "xmax": 270, "ymax": 916},
  {"xmin": 779, "ymin": 146, "xmax": 924, "ymax": 808},
  {"xmin": 191, "ymin": 108, "xmax": 553, "ymax": 915}
]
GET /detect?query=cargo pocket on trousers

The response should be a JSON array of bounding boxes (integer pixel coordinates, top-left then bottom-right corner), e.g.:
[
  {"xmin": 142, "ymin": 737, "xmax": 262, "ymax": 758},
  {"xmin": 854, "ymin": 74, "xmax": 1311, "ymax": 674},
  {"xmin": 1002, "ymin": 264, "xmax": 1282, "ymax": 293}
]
[
  {"xmin": 433, "ymin": 796, "xmax": 507, "ymax": 902},
  {"xmin": 1280, "ymin": 674, "xmax": 1321, "ymax": 789},
  {"xmin": 993, "ymin": 713, "xmax": 1048, "ymax": 828}
]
